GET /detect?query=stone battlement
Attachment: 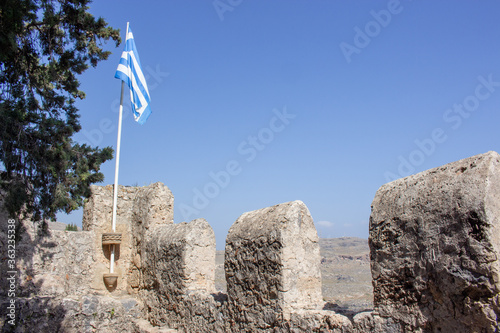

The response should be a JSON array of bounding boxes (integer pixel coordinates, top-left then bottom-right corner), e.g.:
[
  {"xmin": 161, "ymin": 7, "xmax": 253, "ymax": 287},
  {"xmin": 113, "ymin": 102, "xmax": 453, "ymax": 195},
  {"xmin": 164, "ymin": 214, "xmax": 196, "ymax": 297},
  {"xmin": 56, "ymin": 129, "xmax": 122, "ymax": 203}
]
[{"xmin": 1, "ymin": 151, "xmax": 500, "ymax": 332}]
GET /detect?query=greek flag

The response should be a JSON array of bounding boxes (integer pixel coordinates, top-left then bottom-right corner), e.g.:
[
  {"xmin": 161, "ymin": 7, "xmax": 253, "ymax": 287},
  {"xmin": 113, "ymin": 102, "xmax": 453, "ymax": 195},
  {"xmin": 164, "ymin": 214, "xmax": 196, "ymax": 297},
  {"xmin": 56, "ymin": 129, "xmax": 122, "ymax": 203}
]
[{"xmin": 115, "ymin": 26, "xmax": 151, "ymax": 124}]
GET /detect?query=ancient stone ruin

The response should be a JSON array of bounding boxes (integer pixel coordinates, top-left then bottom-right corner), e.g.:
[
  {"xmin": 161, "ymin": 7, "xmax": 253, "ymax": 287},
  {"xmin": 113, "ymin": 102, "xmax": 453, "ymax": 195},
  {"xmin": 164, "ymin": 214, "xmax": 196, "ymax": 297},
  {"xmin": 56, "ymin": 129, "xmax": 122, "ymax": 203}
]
[
  {"xmin": 370, "ymin": 150, "xmax": 500, "ymax": 332},
  {"xmin": 1, "ymin": 151, "xmax": 499, "ymax": 332}
]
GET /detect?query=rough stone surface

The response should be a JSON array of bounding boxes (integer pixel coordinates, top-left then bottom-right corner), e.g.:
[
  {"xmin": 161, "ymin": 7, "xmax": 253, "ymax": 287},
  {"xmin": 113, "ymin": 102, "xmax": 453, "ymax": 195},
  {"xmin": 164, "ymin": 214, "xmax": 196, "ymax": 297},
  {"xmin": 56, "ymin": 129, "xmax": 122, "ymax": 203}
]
[
  {"xmin": 225, "ymin": 200, "xmax": 325, "ymax": 331},
  {"xmin": 287, "ymin": 309, "xmax": 353, "ymax": 332},
  {"xmin": 82, "ymin": 182, "xmax": 174, "ymax": 294},
  {"xmin": 143, "ymin": 218, "xmax": 216, "ymax": 295},
  {"xmin": 370, "ymin": 151, "xmax": 500, "ymax": 332},
  {"xmin": 134, "ymin": 319, "xmax": 180, "ymax": 332},
  {"xmin": 351, "ymin": 312, "xmax": 402, "ymax": 333},
  {"xmin": 139, "ymin": 218, "xmax": 225, "ymax": 332},
  {"xmin": 5, "ymin": 150, "xmax": 500, "ymax": 333},
  {"xmin": 0, "ymin": 201, "xmax": 144, "ymax": 332},
  {"xmin": 0, "ymin": 205, "xmax": 95, "ymax": 299},
  {"xmin": 0, "ymin": 183, "xmax": 177, "ymax": 332},
  {"xmin": 0, "ymin": 295, "xmax": 143, "ymax": 332}
]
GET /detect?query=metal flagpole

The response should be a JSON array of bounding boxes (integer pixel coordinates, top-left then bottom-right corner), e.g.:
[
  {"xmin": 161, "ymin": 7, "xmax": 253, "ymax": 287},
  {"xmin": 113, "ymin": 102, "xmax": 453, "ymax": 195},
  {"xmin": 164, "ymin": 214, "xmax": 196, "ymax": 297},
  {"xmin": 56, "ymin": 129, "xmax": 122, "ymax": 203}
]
[{"xmin": 110, "ymin": 22, "xmax": 129, "ymax": 275}]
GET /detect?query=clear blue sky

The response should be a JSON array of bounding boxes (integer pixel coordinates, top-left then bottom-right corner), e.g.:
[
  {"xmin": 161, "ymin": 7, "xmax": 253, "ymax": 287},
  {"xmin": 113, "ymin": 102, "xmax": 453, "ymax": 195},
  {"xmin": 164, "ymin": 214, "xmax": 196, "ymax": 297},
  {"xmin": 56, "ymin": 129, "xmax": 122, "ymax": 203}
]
[{"xmin": 58, "ymin": 0, "xmax": 500, "ymax": 248}]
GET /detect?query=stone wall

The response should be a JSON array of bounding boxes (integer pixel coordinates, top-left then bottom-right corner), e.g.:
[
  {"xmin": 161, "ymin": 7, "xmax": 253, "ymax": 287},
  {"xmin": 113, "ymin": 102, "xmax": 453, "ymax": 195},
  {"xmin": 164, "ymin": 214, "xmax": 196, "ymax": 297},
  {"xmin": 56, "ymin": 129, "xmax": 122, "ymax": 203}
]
[
  {"xmin": 82, "ymin": 182, "xmax": 174, "ymax": 294},
  {"xmin": 0, "ymin": 295, "xmax": 144, "ymax": 332},
  {"xmin": 2, "ymin": 151, "xmax": 500, "ymax": 332},
  {"xmin": 136, "ymin": 199, "xmax": 355, "ymax": 332},
  {"xmin": 0, "ymin": 182, "xmax": 174, "ymax": 332},
  {"xmin": 139, "ymin": 218, "xmax": 222, "ymax": 331},
  {"xmin": 225, "ymin": 200, "xmax": 325, "ymax": 330},
  {"xmin": 0, "ymin": 217, "xmax": 95, "ymax": 299},
  {"xmin": 0, "ymin": 202, "xmax": 143, "ymax": 332},
  {"xmin": 370, "ymin": 151, "xmax": 500, "ymax": 332}
]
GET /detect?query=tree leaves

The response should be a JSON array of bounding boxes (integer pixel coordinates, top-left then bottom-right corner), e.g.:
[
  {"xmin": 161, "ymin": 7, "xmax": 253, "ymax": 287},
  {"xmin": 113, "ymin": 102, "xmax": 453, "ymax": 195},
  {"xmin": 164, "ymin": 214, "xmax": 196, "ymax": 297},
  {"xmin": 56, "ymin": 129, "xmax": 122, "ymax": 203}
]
[{"xmin": 0, "ymin": 0, "xmax": 120, "ymax": 221}]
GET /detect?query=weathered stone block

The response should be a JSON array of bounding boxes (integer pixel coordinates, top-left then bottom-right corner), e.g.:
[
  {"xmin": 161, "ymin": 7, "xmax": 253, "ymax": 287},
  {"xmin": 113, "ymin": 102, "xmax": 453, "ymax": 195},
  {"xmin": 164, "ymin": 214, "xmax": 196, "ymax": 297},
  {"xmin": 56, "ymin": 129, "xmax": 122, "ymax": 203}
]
[
  {"xmin": 288, "ymin": 309, "xmax": 353, "ymax": 332},
  {"xmin": 0, "ymin": 205, "xmax": 95, "ymax": 298},
  {"xmin": 82, "ymin": 182, "xmax": 174, "ymax": 293},
  {"xmin": 351, "ymin": 312, "xmax": 402, "ymax": 333},
  {"xmin": 0, "ymin": 295, "xmax": 143, "ymax": 332},
  {"xmin": 225, "ymin": 200, "xmax": 323, "ymax": 330},
  {"xmin": 370, "ymin": 151, "xmax": 500, "ymax": 332},
  {"xmin": 139, "ymin": 218, "xmax": 222, "ymax": 331},
  {"xmin": 143, "ymin": 218, "xmax": 216, "ymax": 295}
]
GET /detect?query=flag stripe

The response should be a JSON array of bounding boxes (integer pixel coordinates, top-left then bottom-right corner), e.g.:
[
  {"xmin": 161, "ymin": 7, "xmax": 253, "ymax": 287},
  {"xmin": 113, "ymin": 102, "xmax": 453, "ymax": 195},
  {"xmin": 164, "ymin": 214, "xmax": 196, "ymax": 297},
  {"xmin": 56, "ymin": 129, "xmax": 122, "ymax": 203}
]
[
  {"xmin": 130, "ymin": 54, "xmax": 149, "ymax": 97},
  {"xmin": 114, "ymin": 26, "xmax": 152, "ymax": 124}
]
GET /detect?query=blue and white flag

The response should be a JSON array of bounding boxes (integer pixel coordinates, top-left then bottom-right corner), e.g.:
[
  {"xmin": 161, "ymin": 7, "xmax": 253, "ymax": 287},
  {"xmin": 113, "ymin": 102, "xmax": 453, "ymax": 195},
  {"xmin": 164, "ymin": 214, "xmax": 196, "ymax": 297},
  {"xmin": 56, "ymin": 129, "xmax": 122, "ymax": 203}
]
[{"xmin": 115, "ymin": 26, "xmax": 151, "ymax": 125}]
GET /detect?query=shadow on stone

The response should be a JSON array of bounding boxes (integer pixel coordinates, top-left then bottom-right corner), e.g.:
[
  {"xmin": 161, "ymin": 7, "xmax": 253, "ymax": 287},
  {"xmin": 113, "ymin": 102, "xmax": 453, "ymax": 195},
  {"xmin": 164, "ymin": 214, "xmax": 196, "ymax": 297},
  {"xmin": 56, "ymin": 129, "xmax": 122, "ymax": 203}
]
[
  {"xmin": 323, "ymin": 301, "xmax": 371, "ymax": 321},
  {"xmin": 211, "ymin": 292, "xmax": 228, "ymax": 304},
  {"xmin": 102, "ymin": 243, "xmax": 121, "ymax": 261},
  {"xmin": 0, "ymin": 214, "xmax": 68, "ymax": 332}
]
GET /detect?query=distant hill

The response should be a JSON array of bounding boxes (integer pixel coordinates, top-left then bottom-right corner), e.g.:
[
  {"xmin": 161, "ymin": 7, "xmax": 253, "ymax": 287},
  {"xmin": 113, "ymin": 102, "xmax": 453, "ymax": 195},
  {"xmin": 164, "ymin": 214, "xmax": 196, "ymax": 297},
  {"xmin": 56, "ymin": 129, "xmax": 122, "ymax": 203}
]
[
  {"xmin": 49, "ymin": 221, "xmax": 82, "ymax": 231},
  {"xmin": 319, "ymin": 237, "xmax": 373, "ymax": 316},
  {"xmin": 215, "ymin": 237, "xmax": 373, "ymax": 316}
]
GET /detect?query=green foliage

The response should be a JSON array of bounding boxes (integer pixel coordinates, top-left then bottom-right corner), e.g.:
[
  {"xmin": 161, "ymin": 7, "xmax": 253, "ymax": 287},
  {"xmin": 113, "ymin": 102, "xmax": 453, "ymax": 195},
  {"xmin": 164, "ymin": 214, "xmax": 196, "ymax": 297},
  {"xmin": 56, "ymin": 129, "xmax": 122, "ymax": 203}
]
[
  {"xmin": 64, "ymin": 223, "xmax": 78, "ymax": 231},
  {"xmin": 0, "ymin": 0, "xmax": 120, "ymax": 221}
]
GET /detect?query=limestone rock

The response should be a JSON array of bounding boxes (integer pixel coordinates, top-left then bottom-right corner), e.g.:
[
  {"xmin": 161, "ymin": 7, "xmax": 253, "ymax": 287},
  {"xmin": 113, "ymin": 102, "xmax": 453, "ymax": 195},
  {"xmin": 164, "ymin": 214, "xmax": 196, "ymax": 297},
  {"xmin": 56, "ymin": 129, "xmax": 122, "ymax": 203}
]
[
  {"xmin": 82, "ymin": 182, "xmax": 174, "ymax": 293},
  {"xmin": 7, "ymin": 150, "xmax": 500, "ymax": 332},
  {"xmin": 225, "ymin": 200, "xmax": 324, "ymax": 330},
  {"xmin": 143, "ymin": 218, "xmax": 216, "ymax": 295},
  {"xmin": 0, "ymin": 295, "xmax": 143, "ymax": 332},
  {"xmin": 288, "ymin": 309, "xmax": 353, "ymax": 332},
  {"xmin": 0, "ymin": 214, "xmax": 95, "ymax": 298},
  {"xmin": 351, "ymin": 312, "xmax": 402, "ymax": 333},
  {"xmin": 139, "ymin": 218, "xmax": 223, "ymax": 332},
  {"xmin": 370, "ymin": 151, "xmax": 500, "ymax": 332}
]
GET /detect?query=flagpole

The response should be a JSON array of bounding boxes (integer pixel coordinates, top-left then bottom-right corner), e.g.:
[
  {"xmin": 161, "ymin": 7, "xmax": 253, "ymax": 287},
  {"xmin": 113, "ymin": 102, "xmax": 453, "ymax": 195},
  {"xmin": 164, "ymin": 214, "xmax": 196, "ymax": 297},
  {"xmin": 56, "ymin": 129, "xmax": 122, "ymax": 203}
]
[{"xmin": 110, "ymin": 22, "xmax": 129, "ymax": 275}]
